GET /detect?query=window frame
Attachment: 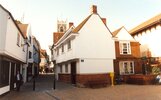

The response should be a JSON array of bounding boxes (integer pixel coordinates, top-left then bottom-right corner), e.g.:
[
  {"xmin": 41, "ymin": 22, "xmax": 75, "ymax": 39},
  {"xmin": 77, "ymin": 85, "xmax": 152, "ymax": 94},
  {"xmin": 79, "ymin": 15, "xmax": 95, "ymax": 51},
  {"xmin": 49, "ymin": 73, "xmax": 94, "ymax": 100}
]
[
  {"xmin": 67, "ymin": 40, "xmax": 71, "ymax": 50},
  {"xmin": 119, "ymin": 61, "xmax": 134, "ymax": 75},
  {"xmin": 119, "ymin": 41, "xmax": 131, "ymax": 55},
  {"xmin": 61, "ymin": 44, "xmax": 64, "ymax": 53}
]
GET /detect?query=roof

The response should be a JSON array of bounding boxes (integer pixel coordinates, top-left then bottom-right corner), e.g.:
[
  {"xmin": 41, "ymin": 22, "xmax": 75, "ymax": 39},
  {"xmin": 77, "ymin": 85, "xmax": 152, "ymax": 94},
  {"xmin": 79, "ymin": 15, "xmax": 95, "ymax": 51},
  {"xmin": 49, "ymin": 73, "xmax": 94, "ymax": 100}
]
[
  {"xmin": 72, "ymin": 14, "xmax": 92, "ymax": 33},
  {"xmin": 0, "ymin": 4, "xmax": 25, "ymax": 38},
  {"xmin": 112, "ymin": 26, "xmax": 124, "ymax": 36},
  {"xmin": 130, "ymin": 13, "xmax": 161, "ymax": 35},
  {"xmin": 18, "ymin": 24, "xmax": 28, "ymax": 38}
]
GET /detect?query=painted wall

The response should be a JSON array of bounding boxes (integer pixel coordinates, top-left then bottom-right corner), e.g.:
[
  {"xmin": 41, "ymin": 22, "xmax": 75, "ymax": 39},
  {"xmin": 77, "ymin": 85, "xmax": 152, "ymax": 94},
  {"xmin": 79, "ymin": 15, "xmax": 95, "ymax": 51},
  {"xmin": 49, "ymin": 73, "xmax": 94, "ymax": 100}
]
[
  {"xmin": 75, "ymin": 14, "xmax": 115, "ymax": 59},
  {"xmin": 5, "ymin": 17, "xmax": 26, "ymax": 62},
  {"xmin": 0, "ymin": 8, "xmax": 8, "ymax": 52},
  {"xmin": 79, "ymin": 58, "xmax": 114, "ymax": 74},
  {"xmin": 115, "ymin": 28, "xmax": 135, "ymax": 41},
  {"xmin": 55, "ymin": 14, "xmax": 116, "ymax": 74},
  {"xmin": 134, "ymin": 25, "xmax": 161, "ymax": 57},
  {"xmin": 54, "ymin": 38, "xmax": 76, "ymax": 63},
  {"xmin": 27, "ymin": 26, "xmax": 34, "ymax": 63}
]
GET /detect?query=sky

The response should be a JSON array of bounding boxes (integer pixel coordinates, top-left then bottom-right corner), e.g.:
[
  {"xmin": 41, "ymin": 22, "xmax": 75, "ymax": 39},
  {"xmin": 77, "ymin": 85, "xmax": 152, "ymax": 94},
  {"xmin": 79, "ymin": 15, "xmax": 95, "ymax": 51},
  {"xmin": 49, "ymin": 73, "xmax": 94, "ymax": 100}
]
[{"xmin": 0, "ymin": 0, "xmax": 161, "ymax": 58}]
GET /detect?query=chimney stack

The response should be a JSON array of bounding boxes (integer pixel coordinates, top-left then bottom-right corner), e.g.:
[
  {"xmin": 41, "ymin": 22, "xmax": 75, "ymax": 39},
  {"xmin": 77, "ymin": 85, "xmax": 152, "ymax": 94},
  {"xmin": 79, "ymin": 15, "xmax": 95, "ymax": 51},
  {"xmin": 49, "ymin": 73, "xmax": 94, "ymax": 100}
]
[
  {"xmin": 91, "ymin": 5, "xmax": 97, "ymax": 14},
  {"xmin": 101, "ymin": 18, "xmax": 106, "ymax": 25},
  {"xmin": 69, "ymin": 22, "xmax": 74, "ymax": 28}
]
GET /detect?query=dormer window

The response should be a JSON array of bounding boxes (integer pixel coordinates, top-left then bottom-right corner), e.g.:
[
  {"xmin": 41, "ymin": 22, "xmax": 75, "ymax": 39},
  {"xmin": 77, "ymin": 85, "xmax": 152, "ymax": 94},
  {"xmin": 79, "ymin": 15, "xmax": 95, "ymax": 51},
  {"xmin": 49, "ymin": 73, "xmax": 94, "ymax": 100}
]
[{"xmin": 119, "ymin": 41, "xmax": 131, "ymax": 54}]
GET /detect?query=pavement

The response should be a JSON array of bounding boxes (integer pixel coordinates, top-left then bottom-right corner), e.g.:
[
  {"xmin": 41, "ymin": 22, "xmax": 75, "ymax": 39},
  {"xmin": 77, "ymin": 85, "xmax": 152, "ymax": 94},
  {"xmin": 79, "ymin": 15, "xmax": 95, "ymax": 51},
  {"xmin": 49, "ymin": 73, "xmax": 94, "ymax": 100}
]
[{"xmin": 1, "ymin": 74, "xmax": 161, "ymax": 100}]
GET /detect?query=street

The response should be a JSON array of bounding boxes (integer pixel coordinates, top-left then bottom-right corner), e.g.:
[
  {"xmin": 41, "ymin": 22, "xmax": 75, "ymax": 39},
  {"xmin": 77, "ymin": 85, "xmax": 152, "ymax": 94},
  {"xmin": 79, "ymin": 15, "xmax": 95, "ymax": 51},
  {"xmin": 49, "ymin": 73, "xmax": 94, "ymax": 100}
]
[{"xmin": 1, "ymin": 74, "xmax": 161, "ymax": 100}]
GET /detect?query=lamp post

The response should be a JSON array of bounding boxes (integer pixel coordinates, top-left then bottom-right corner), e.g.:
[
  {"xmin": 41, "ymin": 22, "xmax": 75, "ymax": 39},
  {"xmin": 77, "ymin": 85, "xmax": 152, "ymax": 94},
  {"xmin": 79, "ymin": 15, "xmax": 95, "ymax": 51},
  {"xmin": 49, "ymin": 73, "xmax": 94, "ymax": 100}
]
[
  {"xmin": 53, "ymin": 73, "xmax": 56, "ymax": 89},
  {"xmin": 33, "ymin": 74, "xmax": 35, "ymax": 91},
  {"xmin": 53, "ymin": 65, "xmax": 56, "ymax": 89}
]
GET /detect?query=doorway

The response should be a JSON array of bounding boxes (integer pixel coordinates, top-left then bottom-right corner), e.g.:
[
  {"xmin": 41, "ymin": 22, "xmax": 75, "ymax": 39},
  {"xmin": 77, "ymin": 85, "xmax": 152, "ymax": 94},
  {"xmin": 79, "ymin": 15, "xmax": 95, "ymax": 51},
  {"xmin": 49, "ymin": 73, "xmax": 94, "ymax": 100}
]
[
  {"xmin": 71, "ymin": 62, "xmax": 76, "ymax": 84},
  {"xmin": 10, "ymin": 62, "xmax": 15, "ymax": 90}
]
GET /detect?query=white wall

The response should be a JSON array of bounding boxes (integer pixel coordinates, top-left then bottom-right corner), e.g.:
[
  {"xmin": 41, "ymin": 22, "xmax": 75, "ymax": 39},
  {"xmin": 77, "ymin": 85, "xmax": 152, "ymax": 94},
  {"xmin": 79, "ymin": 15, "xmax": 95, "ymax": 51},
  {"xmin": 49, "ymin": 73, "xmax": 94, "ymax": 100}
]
[
  {"xmin": 134, "ymin": 25, "xmax": 161, "ymax": 57},
  {"xmin": 0, "ymin": 86, "xmax": 9, "ymax": 95},
  {"xmin": 0, "ymin": 8, "xmax": 8, "ymax": 52},
  {"xmin": 4, "ymin": 17, "xmax": 26, "ymax": 62},
  {"xmin": 55, "ymin": 38, "xmax": 76, "ymax": 63},
  {"xmin": 75, "ymin": 14, "xmax": 115, "ymax": 59},
  {"xmin": 116, "ymin": 28, "xmax": 135, "ymax": 41},
  {"xmin": 28, "ymin": 26, "xmax": 34, "ymax": 63},
  {"xmin": 79, "ymin": 58, "xmax": 114, "ymax": 74}
]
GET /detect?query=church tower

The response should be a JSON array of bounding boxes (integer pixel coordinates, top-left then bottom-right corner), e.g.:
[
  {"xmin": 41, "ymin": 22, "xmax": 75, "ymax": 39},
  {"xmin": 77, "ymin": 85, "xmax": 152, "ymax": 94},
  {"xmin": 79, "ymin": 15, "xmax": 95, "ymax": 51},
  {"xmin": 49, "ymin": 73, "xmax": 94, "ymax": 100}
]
[{"xmin": 57, "ymin": 20, "xmax": 67, "ymax": 33}]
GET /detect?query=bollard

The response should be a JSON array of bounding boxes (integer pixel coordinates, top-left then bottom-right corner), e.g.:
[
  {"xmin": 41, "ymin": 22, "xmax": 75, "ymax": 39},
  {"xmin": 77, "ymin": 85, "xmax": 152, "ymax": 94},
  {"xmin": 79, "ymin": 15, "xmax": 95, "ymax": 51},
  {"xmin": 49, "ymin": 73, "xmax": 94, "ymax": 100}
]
[
  {"xmin": 33, "ymin": 75, "xmax": 35, "ymax": 91},
  {"xmin": 110, "ymin": 72, "xmax": 114, "ymax": 86},
  {"xmin": 53, "ymin": 74, "xmax": 56, "ymax": 89}
]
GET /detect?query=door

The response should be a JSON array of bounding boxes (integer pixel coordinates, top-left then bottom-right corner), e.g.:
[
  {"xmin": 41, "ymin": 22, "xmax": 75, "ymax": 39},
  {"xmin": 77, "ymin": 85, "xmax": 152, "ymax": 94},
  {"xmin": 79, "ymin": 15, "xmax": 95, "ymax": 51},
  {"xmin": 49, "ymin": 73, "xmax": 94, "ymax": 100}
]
[
  {"xmin": 71, "ymin": 62, "xmax": 76, "ymax": 84},
  {"xmin": 10, "ymin": 63, "xmax": 15, "ymax": 90}
]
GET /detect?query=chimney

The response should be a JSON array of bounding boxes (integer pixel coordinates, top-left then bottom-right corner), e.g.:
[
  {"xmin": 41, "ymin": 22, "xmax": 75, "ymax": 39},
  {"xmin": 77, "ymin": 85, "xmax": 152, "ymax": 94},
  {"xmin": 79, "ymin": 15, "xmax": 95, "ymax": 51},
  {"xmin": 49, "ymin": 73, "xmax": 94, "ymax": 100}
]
[
  {"xmin": 91, "ymin": 5, "xmax": 97, "ymax": 14},
  {"xmin": 101, "ymin": 18, "xmax": 106, "ymax": 25},
  {"xmin": 69, "ymin": 22, "xmax": 74, "ymax": 28}
]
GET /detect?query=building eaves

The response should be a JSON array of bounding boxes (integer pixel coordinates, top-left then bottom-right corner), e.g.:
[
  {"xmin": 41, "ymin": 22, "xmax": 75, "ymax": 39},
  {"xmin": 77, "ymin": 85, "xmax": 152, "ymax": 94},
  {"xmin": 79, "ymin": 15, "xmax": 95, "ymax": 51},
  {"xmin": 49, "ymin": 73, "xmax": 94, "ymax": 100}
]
[
  {"xmin": 112, "ymin": 26, "xmax": 123, "ymax": 37},
  {"xmin": 0, "ymin": 4, "xmax": 25, "ymax": 39},
  {"xmin": 72, "ymin": 14, "xmax": 92, "ymax": 33},
  {"xmin": 130, "ymin": 13, "xmax": 161, "ymax": 35}
]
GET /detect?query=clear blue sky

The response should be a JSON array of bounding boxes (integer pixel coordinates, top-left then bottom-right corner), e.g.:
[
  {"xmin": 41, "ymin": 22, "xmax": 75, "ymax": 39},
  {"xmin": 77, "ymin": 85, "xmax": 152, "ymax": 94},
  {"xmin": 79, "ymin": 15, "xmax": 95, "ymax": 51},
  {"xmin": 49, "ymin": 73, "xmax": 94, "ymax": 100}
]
[{"xmin": 0, "ymin": 0, "xmax": 161, "ymax": 56}]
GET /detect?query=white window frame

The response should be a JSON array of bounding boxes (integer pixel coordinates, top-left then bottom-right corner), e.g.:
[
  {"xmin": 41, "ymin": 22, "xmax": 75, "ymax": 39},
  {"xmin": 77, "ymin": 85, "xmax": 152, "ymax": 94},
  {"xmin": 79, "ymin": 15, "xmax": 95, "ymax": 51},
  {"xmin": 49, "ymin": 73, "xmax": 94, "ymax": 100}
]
[
  {"xmin": 119, "ymin": 41, "xmax": 131, "ymax": 55},
  {"xmin": 119, "ymin": 61, "xmax": 134, "ymax": 75}
]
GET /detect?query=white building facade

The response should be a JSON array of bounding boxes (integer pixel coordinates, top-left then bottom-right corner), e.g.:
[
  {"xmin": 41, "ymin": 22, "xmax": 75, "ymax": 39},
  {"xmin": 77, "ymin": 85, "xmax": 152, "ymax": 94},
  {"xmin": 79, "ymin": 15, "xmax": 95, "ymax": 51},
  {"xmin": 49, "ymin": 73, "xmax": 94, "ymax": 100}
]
[
  {"xmin": 52, "ymin": 5, "xmax": 115, "ymax": 87},
  {"xmin": 0, "ymin": 5, "xmax": 27, "ymax": 95}
]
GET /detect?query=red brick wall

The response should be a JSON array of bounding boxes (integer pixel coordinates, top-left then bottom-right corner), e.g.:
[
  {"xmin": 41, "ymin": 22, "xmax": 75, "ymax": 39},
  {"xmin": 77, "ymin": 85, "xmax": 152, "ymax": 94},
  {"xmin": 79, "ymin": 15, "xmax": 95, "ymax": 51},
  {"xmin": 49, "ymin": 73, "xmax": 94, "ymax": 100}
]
[
  {"xmin": 58, "ymin": 73, "xmax": 71, "ymax": 83},
  {"xmin": 114, "ymin": 58, "xmax": 142, "ymax": 75},
  {"xmin": 76, "ymin": 73, "xmax": 111, "ymax": 86},
  {"xmin": 58, "ymin": 73, "xmax": 111, "ymax": 87},
  {"xmin": 115, "ymin": 41, "xmax": 140, "ymax": 58}
]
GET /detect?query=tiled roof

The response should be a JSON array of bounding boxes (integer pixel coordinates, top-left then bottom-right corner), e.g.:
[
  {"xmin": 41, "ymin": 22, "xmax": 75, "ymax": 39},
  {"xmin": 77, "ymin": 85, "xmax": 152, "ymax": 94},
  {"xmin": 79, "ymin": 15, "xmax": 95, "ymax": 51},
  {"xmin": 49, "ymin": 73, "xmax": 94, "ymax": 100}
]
[
  {"xmin": 112, "ymin": 26, "xmax": 123, "ymax": 36},
  {"xmin": 18, "ymin": 24, "xmax": 28, "ymax": 38},
  {"xmin": 130, "ymin": 13, "xmax": 161, "ymax": 35},
  {"xmin": 72, "ymin": 14, "xmax": 92, "ymax": 33},
  {"xmin": 54, "ymin": 32, "xmax": 64, "ymax": 44}
]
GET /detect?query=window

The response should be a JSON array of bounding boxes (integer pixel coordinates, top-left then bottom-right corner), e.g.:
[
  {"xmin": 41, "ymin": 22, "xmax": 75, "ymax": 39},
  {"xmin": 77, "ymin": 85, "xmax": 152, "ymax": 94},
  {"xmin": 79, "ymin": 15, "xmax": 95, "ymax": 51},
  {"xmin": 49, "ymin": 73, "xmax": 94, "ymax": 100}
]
[
  {"xmin": 22, "ymin": 45, "xmax": 25, "ymax": 52},
  {"xmin": 60, "ymin": 26, "xmax": 64, "ymax": 32},
  {"xmin": 0, "ymin": 60, "xmax": 9, "ymax": 87},
  {"xmin": 51, "ymin": 50, "xmax": 53, "ymax": 55},
  {"xmin": 29, "ymin": 36, "xmax": 31, "ymax": 43},
  {"xmin": 65, "ymin": 64, "xmax": 68, "ymax": 73},
  {"xmin": 62, "ymin": 44, "xmax": 64, "ymax": 53},
  {"xmin": 17, "ymin": 33, "xmax": 20, "ymax": 46},
  {"xmin": 119, "ymin": 61, "xmax": 134, "ymax": 75},
  {"xmin": 119, "ymin": 42, "xmax": 131, "ymax": 54},
  {"xmin": 29, "ymin": 51, "xmax": 32, "ymax": 59},
  {"xmin": 67, "ymin": 40, "xmax": 71, "ymax": 50},
  {"xmin": 57, "ymin": 48, "xmax": 59, "ymax": 55},
  {"xmin": 60, "ymin": 65, "xmax": 62, "ymax": 73}
]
